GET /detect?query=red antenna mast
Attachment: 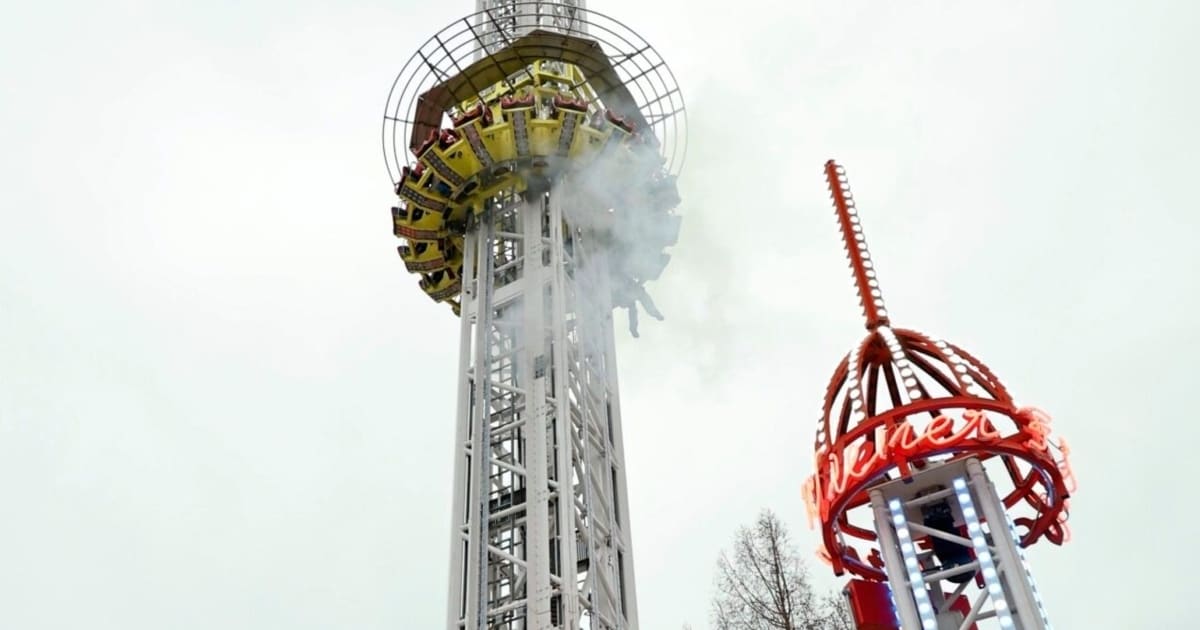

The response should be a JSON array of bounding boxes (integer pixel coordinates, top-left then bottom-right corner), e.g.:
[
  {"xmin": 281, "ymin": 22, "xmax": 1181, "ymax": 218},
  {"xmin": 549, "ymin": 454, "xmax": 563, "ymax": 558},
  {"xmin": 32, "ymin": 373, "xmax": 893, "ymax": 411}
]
[{"xmin": 825, "ymin": 160, "xmax": 889, "ymax": 330}]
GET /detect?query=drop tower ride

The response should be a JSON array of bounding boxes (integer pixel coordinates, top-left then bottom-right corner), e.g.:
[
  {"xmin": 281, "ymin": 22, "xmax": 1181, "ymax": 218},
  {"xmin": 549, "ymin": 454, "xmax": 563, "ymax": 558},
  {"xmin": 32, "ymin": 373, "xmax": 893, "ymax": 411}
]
[
  {"xmin": 382, "ymin": 3, "xmax": 685, "ymax": 629},
  {"xmin": 804, "ymin": 161, "xmax": 1077, "ymax": 629}
]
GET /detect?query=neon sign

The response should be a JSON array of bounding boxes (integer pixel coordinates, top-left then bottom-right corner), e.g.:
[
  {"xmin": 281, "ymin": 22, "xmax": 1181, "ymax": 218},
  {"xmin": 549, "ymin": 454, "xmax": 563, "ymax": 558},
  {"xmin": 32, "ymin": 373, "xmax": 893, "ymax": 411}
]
[
  {"xmin": 813, "ymin": 410, "xmax": 1003, "ymax": 511},
  {"xmin": 1018, "ymin": 406, "xmax": 1053, "ymax": 451},
  {"xmin": 1056, "ymin": 436, "xmax": 1077, "ymax": 494},
  {"xmin": 803, "ymin": 408, "xmax": 1069, "ymax": 524}
]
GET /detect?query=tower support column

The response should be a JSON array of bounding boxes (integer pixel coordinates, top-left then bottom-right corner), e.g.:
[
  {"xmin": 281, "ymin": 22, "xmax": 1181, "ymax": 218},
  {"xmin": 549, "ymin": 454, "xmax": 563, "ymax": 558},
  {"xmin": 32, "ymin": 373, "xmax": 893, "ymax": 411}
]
[
  {"xmin": 870, "ymin": 459, "xmax": 1053, "ymax": 630},
  {"xmin": 384, "ymin": 5, "xmax": 687, "ymax": 628},
  {"xmin": 446, "ymin": 185, "xmax": 637, "ymax": 630}
]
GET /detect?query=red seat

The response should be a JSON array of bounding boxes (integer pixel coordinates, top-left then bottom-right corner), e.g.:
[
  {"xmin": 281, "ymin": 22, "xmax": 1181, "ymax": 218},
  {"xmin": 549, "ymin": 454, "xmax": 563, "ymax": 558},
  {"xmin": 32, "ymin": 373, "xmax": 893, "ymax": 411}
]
[
  {"xmin": 554, "ymin": 93, "xmax": 589, "ymax": 113},
  {"xmin": 605, "ymin": 109, "xmax": 635, "ymax": 133}
]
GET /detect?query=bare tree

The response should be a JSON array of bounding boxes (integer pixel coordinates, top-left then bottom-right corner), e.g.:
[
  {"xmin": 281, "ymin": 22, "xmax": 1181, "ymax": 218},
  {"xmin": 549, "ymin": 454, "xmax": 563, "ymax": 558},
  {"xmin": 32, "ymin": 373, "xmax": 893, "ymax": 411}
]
[
  {"xmin": 711, "ymin": 509, "xmax": 853, "ymax": 630},
  {"xmin": 819, "ymin": 592, "xmax": 854, "ymax": 630}
]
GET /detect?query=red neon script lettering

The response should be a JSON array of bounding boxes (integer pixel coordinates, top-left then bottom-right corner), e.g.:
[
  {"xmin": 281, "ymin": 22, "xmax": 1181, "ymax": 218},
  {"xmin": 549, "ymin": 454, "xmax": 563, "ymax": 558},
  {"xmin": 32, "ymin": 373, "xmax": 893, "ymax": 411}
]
[
  {"xmin": 1056, "ymin": 436, "xmax": 1078, "ymax": 494},
  {"xmin": 1017, "ymin": 406, "xmax": 1053, "ymax": 451},
  {"xmin": 821, "ymin": 410, "xmax": 998, "ymax": 505},
  {"xmin": 801, "ymin": 476, "xmax": 819, "ymax": 529}
]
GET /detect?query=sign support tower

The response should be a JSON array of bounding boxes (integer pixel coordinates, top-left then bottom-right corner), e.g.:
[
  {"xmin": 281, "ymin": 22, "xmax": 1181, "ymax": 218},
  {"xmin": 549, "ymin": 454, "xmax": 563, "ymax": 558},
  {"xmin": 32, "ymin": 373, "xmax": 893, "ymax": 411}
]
[
  {"xmin": 382, "ymin": 3, "xmax": 686, "ymax": 629},
  {"xmin": 804, "ymin": 161, "xmax": 1076, "ymax": 630}
]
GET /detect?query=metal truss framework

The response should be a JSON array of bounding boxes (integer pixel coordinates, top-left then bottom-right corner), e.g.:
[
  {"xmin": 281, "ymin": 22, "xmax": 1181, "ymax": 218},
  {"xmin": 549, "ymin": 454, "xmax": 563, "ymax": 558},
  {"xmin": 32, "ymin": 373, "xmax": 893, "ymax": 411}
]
[
  {"xmin": 870, "ymin": 459, "xmax": 1053, "ymax": 630},
  {"xmin": 446, "ymin": 182, "xmax": 638, "ymax": 630},
  {"xmin": 474, "ymin": 0, "xmax": 588, "ymax": 58}
]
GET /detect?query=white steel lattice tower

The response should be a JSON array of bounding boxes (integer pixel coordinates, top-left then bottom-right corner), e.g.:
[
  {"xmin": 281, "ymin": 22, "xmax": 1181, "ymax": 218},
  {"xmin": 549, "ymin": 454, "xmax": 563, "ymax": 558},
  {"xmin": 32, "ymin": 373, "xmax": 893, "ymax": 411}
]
[
  {"xmin": 382, "ymin": 4, "xmax": 686, "ymax": 629},
  {"xmin": 473, "ymin": 0, "xmax": 587, "ymax": 57}
]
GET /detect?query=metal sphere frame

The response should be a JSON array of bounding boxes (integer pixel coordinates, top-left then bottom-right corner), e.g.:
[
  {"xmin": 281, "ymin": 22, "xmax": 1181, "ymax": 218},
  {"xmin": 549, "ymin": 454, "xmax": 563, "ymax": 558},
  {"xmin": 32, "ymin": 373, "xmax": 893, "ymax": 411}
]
[
  {"xmin": 381, "ymin": 3, "xmax": 687, "ymax": 186},
  {"xmin": 811, "ymin": 333, "xmax": 1073, "ymax": 582}
]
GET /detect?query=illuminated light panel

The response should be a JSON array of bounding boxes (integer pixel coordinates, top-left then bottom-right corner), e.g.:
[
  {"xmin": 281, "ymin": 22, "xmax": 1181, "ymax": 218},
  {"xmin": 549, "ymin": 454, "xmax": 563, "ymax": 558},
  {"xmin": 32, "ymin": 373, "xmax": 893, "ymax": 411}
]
[
  {"xmin": 888, "ymin": 499, "xmax": 938, "ymax": 630},
  {"xmin": 829, "ymin": 164, "xmax": 888, "ymax": 327},
  {"xmin": 1006, "ymin": 512, "xmax": 1054, "ymax": 629},
  {"xmin": 928, "ymin": 335, "xmax": 989, "ymax": 398},
  {"xmin": 953, "ymin": 478, "xmax": 1015, "ymax": 628},
  {"xmin": 847, "ymin": 344, "xmax": 867, "ymax": 414},
  {"xmin": 817, "ymin": 411, "xmax": 1000, "ymax": 507},
  {"xmin": 882, "ymin": 582, "xmax": 903, "ymax": 629},
  {"xmin": 878, "ymin": 327, "xmax": 920, "ymax": 402}
]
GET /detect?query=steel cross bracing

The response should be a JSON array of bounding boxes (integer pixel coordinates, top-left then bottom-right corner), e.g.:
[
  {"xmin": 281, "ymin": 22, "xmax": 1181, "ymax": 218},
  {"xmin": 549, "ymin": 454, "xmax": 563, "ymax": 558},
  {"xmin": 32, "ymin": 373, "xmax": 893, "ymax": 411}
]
[
  {"xmin": 869, "ymin": 459, "xmax": 1053, "ymax": 630},
  {"xmin": 446, "ymin": 181, "xmax": 638, "ymax": 630},
  {"xmin": 473, "ymin": 0, "xmax": 588, "ymax": 58}
]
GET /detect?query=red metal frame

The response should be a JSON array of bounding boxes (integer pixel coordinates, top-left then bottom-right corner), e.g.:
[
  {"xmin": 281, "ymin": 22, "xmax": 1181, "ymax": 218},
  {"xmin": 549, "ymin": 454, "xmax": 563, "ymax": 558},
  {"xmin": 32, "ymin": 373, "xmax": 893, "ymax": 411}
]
[{"xmin": 804, "ymin": 161, "xmax": 1075, "ymax": 581}]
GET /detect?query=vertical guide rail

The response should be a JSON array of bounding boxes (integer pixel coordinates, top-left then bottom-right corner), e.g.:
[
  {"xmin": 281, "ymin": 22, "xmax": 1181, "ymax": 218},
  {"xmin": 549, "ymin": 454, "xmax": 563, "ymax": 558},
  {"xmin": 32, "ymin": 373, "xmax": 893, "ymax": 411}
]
[
  {"xmin": 522, "ymin": 192, "xmax": 553, "ymax": 626},
  {"xmin": 549, "ymin": 187, "xmax": 581, "ymax": 627},
  {"xmin": 446, "ymin": 181, "xmax": 643, "ymax": 629},
  {"xmin": 869, "ymin": 458, "xmax": 1053, "ymax": 630},
  {"xmin": 558, "ymin": 183, "xmax": 602, "ymax": 629},
  {"xmin": 568, "ymin": 217, "xmax": 632, "ymax": 629},
  {"xmin": 468, "ymin": 211, "xmax": 497, "ymax": 629},
  {"xmin": 602, "ymin": 275, "xmax": 639, "ymax": 628},
  {"xmin": 448, "ymin": 222, "xmax": 480, "ymax": 629},
  {"xmin": 567, "ymin": 222, "xmax": 602, "ymax": 628},
  {"xmin": 473, "ymin": 0, "xmax": 590, "ymax": 60},
  {"xmin": 870, "ymin": 489, "xmax": 925, "ymax": 630},
  {"xmin": 966, "ymin": 459, "xmax": 1050, "ymax": 630}
]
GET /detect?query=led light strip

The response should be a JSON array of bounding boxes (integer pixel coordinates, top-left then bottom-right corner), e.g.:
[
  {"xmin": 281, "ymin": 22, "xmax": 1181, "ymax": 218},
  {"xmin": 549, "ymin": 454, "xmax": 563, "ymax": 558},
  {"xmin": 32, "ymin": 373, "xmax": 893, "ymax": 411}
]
[
  {"xmin": 1005, "ymin": 512, "xmax": 1054, "ymax": 628},
  {"xmin": 933, "ymin": 338, "xmax": 984, "ymax": 396},
  {"xmin": 846, "ymin": 344, "xmax": 868, "ymax": 426},
  {"xmin": 829, "ymin": 164, "xmax": 890, "ymax": 328},
  {"xmin": 888, "ymin": 499, "xmax": 938, "ymax": 630},
  {"xmin": 953, "ymin": 478, "xmax": 1015, "ymax": 628},
  {"xmin": 882, "ymin": 582, "xmax": 903, "ymax": 629},
  {"xmin": 878, "ymin": 326, "xmax": 919, "ymax": 403}
]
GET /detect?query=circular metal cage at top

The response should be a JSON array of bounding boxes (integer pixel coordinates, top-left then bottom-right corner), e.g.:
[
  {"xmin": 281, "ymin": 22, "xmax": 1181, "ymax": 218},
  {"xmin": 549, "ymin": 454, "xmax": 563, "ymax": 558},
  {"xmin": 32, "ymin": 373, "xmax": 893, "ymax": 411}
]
[{"xmin": 382, "ymin": 3, "xmax": 687, "ymax": 186}]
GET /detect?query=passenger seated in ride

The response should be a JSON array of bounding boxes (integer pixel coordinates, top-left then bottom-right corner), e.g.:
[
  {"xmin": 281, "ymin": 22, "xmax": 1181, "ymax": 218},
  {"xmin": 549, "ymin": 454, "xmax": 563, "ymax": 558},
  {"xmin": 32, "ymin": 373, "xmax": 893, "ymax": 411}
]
[
  {"xmin": 554, "ymin": 93, "xmax": 589, "ymax": 113},
  {"xmin": 415, "ymin": 129, "xmax": 438, "ymax": 157},
  {"xmin": 536, "ymin": 95, "xmax": 556, "ymax": 119},
  {"xmin": 612, "ymin": 284, "xmax": 640, "ymax": 338},
  {"xmin": 453, "ymin": 102, "xmax": 493, "ymax": 128},
  {"xmin": 588, "ymin": 110, "xmax": 606, "ymax": 129},
  {"xmin": 394, "ymin": 164, "xmax": 423, "ymax": 196},
  {"xmin": 632, "ymin": 281, "xmax": 664, "ymax": 322},
  {"xmin": 500, "ymin": 93, "xmax": 535, "ymax": 109},
  {"xmin": 438, "ymin": 129, "xmax": 459, "ymax": 149},
  {"xmin": 612, "ymin": 276, "xmax": 664, "ymax": 338},
  {"xmin": 413, "ymin": 130, "xmax": 460, "ymax": 197},
  {"xmin": 918, "ymin": 485, "xmax": 975, "ymax": 584},
  {"xmin": 605, "ymin": 110, "xmax": 635, "ymax": 134},
  {"xmin": 433, "ymin": 178, "xmax": 452, "ymax": 197}
]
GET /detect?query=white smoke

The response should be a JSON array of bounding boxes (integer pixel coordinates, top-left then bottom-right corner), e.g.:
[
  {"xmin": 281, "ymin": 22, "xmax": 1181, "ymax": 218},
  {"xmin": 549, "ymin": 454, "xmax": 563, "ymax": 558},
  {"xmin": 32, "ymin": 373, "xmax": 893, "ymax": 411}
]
[{"xmin": 557, "ymin": 136, "xmax": 682, "ymax": 338}]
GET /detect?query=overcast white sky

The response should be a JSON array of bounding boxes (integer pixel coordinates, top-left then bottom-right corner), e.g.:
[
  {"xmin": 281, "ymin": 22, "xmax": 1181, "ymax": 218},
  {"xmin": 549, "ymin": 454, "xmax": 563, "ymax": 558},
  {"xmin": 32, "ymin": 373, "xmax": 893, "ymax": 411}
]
[{"xmin": 2, "ymin": 0, "xmax": 1198, "ymax": 628}]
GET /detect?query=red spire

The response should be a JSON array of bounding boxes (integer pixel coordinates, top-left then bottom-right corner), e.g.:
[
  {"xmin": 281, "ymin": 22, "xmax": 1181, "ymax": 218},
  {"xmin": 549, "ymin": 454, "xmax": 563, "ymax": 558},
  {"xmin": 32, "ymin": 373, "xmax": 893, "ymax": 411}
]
[
  {"xmin": 807, "ymin": 161, "xmax": 1074, "ymax": 581},
  {"xmin": 824, "ymin": 160, "xmax": 889, "ymax": 330}
]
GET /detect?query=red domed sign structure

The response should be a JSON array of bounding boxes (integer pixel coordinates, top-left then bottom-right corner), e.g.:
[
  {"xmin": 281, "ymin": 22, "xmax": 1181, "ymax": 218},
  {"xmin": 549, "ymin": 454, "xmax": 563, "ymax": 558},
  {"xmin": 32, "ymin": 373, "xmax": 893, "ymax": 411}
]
[{"xmin": 804, "ymin": 161, "xmax": 1076, "ymax": 629}]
